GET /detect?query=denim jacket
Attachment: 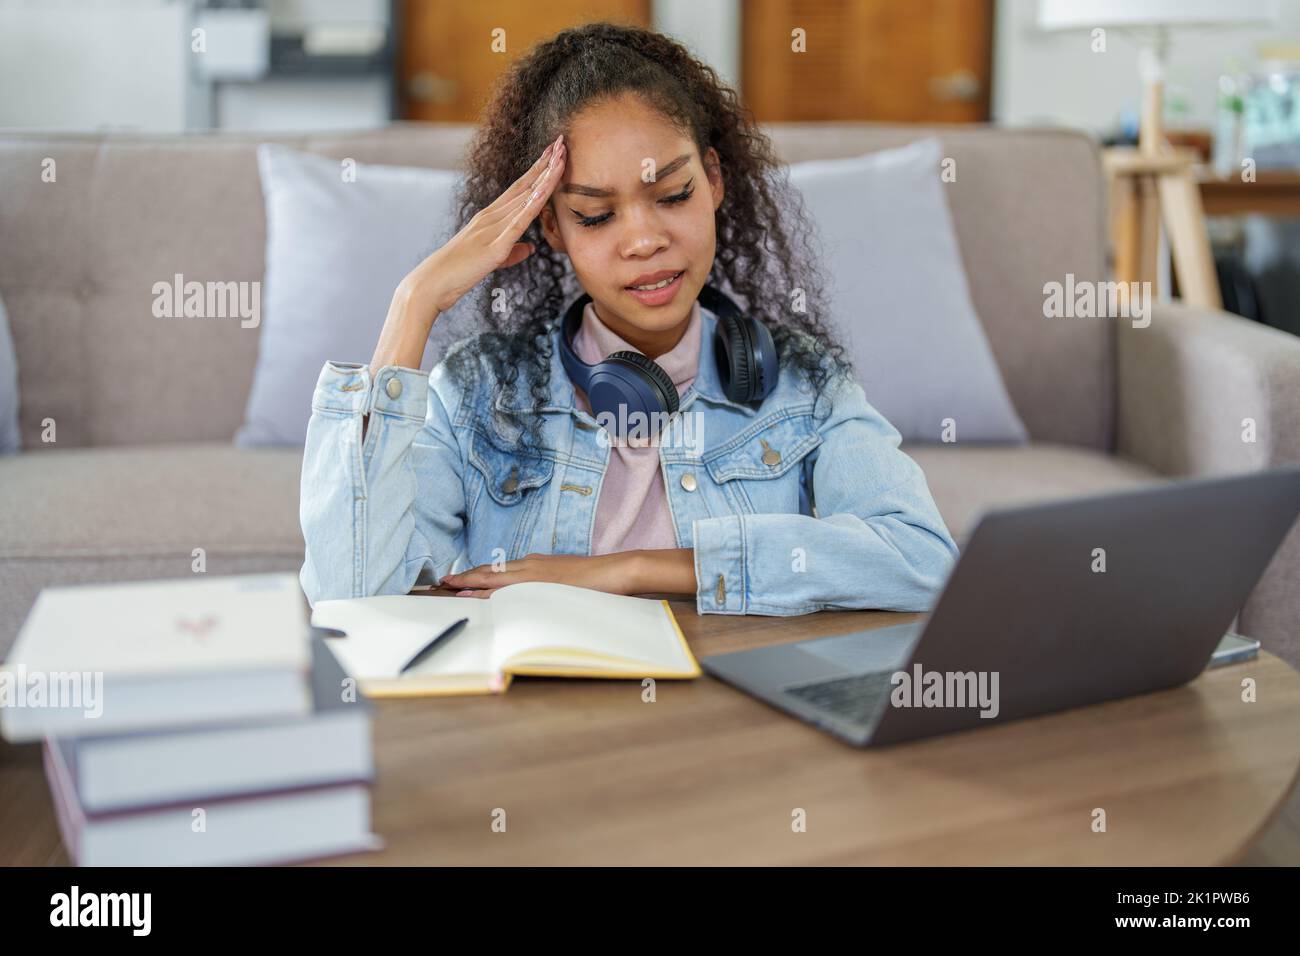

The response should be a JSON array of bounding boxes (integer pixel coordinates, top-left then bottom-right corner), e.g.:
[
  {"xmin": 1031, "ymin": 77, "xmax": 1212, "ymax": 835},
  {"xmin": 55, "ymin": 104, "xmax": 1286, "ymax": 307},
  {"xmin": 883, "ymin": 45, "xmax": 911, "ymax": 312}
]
[{"xmin": 299, "ymin": 306, "xmax": 960, "ymax": 616}]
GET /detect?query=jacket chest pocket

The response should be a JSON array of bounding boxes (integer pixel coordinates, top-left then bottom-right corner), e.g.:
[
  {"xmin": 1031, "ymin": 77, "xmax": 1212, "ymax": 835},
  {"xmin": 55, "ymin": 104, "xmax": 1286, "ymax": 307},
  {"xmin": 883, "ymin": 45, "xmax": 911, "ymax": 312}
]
[
  {"xmin": 702, "ymin": 411, "xmax": 821, "ymax": 515},
  {"xmin": 467, "ymin": 429, "xmax": 555, "ymax": 556}
]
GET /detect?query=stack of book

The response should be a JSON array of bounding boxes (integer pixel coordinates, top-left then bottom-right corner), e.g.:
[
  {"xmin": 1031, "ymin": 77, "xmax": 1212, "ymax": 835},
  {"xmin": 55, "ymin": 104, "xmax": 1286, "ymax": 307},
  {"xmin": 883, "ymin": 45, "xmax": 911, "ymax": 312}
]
[{"xmin": 0, "ymin": 573, "xmax": 378, "ymax": 866}]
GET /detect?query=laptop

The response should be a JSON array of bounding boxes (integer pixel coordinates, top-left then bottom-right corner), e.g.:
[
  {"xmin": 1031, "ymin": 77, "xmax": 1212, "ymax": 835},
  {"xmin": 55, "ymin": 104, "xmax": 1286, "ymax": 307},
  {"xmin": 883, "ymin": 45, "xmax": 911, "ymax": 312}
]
[{"xmin": 700, "ymin": 465, "xmax": 1300, "ymax": 747}]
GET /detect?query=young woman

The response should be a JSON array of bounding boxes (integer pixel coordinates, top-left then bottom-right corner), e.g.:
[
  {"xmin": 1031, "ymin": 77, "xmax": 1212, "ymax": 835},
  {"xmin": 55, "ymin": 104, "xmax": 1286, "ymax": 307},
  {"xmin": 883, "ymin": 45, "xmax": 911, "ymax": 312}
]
[{"xmin": 299, "ymin": 22, "xmax": 958, "ymax": 615}]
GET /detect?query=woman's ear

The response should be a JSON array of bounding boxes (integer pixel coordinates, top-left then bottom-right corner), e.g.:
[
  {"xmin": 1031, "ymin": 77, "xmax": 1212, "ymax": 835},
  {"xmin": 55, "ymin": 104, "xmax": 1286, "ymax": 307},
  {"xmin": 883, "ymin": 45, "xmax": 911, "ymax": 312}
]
[
  {"xmin": 704, "ymin": 147, "xmax": 725, "ymax": 212},
  {"xmin": 540, "ymin": 203, "xmax": 567, "ymax": 254}
]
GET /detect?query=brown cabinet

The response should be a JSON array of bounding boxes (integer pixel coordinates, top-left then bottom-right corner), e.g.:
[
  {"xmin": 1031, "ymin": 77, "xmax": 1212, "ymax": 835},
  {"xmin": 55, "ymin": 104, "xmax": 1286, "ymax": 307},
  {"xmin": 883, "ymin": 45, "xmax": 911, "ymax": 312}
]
[
  {"xmin": 399, "ymin": 0, "xmax": 651, "ymax": 122},
  {"xmin": 742, "ymin": 0, "xmax": 993, "ymax": 122}
]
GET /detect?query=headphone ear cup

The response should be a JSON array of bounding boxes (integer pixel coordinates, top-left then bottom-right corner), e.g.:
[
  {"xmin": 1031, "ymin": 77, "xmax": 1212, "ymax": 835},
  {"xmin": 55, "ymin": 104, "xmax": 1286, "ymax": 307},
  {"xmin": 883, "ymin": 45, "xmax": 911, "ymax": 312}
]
[
  {"xmin": 748, "ymin": 317, "xmax": 778, "ymax": 402},
  {"xmin": 718, "ymin": 317, "xmax": 752, "ymax": 403},
  {"xmin": 609, "ymin": 350, "xmax": 680, "ymax": 415}
]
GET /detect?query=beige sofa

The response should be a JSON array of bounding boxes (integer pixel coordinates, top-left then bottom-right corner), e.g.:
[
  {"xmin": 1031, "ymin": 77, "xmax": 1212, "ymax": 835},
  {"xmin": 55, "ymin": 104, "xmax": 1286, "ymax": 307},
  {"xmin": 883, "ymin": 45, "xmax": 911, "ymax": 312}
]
[{"xmin": 1, "ymin": 123, "xmax": 1298, "ymax": 665}]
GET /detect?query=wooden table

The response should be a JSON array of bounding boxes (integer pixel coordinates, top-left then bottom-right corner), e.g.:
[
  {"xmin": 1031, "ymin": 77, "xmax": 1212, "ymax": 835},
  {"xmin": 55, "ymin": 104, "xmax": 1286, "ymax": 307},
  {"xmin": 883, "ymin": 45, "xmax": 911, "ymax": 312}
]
[
  {"xmin": 3, "ymin": 601, "xmax": 1300, "ymax": 865},
  {"xmin": 1199, "ymin": 168, "xmax": 1300, "ymax": 218}
]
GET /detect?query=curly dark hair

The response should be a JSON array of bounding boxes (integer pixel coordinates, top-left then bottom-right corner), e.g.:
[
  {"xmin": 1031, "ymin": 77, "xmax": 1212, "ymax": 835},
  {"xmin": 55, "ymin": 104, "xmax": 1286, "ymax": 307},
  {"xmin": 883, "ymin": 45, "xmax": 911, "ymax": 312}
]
[{"xmin": 445, "ymin": 20, "xmax": 851, "ymax": 451}]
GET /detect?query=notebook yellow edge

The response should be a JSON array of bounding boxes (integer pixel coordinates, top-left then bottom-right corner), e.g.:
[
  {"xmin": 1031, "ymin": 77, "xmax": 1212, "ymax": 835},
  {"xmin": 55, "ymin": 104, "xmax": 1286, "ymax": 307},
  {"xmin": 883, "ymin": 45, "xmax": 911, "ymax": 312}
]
[
  {"xmin": 360, "ymin": 672, "xmax": 515, "ymax": 698},
  {"xmin": 663, "ymin": 599, "xmax": 701, "ymax": 676}
]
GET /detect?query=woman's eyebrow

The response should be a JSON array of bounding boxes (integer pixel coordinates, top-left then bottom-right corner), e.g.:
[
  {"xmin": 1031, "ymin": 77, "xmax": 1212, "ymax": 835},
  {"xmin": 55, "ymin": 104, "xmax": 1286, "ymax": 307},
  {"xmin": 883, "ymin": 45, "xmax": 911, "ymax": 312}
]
[{"xmin": 561, "ymin": 153, "xmax": 691, "ymax": 197}]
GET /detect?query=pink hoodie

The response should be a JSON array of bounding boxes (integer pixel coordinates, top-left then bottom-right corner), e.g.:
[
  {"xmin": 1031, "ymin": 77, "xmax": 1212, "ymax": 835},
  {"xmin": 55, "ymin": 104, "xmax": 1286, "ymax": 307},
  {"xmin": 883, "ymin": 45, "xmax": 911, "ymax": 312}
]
[{"xmin": 570, "ymin": 299, "xmax": 702, "ymax": 555}]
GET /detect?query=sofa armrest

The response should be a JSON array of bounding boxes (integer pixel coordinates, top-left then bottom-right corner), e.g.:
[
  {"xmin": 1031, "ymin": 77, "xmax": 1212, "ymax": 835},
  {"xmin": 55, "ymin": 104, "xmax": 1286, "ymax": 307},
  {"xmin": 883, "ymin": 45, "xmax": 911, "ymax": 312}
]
[
  {"xmin": 1118, "ymin": 302, "xmax": 1300, "ymax": 476},
  {"xmin": 1117, "ymin": 301, "xmax": 1300, "ymax": 665}
]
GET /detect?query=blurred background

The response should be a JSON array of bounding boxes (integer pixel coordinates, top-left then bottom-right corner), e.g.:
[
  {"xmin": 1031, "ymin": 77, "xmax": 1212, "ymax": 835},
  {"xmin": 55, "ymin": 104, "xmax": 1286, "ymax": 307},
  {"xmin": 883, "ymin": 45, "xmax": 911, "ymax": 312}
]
[{"xmin": 1, "ymin": 0, "xmax": 1298, "ymax": 330}]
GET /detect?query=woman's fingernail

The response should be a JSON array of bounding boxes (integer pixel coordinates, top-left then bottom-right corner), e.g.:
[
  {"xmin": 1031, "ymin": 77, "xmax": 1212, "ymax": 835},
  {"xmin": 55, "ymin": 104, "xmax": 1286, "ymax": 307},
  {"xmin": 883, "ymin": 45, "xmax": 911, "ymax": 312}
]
[{"xmin": 457, "ymin": 589, "xmax": 474, "ymax": 596}]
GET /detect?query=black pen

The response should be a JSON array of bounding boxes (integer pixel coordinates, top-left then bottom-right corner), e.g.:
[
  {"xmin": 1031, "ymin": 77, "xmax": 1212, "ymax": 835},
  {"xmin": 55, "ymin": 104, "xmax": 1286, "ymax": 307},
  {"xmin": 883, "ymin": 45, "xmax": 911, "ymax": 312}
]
[{"xmin": 399, "ymin": 617, "xmax": 470, "ymax": 674}]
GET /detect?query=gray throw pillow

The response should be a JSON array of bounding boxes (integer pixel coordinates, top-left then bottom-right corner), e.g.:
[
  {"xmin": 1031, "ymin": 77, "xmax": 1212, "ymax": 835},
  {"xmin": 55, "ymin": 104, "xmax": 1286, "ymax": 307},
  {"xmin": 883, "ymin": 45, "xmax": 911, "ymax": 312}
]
[
  {"xmin": 788, "ymin": 138, "xmax": 1029, "ymax": 444},
  {"xmin": 239, "ymin": 145, "xmax": 467, "ymax": 446}
]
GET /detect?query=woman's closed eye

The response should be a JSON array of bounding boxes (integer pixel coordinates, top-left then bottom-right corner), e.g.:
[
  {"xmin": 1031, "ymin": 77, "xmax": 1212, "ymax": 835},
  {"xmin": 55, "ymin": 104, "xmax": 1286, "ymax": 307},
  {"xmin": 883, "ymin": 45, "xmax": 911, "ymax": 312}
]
[{"xmin": 570, "ymin": 179, "xmax": 695, "ymax": 228}]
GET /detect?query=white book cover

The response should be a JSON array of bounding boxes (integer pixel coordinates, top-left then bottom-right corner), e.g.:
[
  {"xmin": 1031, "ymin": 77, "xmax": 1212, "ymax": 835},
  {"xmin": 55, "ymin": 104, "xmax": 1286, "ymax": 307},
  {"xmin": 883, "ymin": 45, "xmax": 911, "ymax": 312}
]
[
  {"xmin": 1, "ymin": 573, "xmax": 312, "ymax": 741},
  {"xmin": 6, "ymin": 573, "xmax": 309, "ymax": 675}
]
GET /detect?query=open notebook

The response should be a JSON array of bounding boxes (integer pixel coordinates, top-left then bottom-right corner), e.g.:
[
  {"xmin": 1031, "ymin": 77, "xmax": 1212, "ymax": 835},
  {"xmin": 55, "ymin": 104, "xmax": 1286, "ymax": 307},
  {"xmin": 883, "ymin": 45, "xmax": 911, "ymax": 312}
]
[{"xmin": 311, "ymin": 581, "xmax": 699, "ymax": 697}]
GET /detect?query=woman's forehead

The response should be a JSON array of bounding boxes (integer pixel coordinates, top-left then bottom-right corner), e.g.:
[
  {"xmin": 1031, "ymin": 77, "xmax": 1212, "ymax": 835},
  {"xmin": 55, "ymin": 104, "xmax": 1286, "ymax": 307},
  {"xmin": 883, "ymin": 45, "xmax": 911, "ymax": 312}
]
[{"xmin": 561, "ymin": 113, "xmax": 697, "ymax": 193}]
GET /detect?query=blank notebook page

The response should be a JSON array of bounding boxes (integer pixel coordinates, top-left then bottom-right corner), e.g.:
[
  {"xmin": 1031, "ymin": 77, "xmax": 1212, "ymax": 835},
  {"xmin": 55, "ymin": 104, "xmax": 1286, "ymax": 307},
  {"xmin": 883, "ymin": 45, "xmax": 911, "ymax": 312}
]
[{"xmin": 490, "ymin": 582, "xmax": 694, "ymax": 672}]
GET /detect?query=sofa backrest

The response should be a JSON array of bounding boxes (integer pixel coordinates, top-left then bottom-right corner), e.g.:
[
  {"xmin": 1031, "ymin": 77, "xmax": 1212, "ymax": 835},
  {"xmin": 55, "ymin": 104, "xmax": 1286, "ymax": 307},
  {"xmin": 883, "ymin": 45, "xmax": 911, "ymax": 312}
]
[{"xmin": 0, "ymin": 122, "xmax": 1110, "ymax": 451}]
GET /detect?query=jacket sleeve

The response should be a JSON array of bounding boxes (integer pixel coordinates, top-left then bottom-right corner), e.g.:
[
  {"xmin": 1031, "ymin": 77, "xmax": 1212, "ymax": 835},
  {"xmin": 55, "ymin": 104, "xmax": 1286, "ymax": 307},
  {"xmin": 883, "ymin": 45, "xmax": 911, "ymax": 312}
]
[
  {"xmin": 689, "ymin": 371, "xmax": 960, "ymax": 616},
  {"xmin": 299, "ymin": 358, "xmax": 468, "ymax": 605}
]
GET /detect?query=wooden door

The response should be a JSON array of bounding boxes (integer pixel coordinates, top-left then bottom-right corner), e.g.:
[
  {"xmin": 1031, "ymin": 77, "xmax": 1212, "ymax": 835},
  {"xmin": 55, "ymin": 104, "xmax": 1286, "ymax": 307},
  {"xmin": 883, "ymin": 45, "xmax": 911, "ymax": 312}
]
[
  {"xmin": 742, "ymin": 0, "xmax": 993, "ymax": 122},
  {"xmin": 399, "ymin": 0, "xmax": 651, "ymax": 122}
]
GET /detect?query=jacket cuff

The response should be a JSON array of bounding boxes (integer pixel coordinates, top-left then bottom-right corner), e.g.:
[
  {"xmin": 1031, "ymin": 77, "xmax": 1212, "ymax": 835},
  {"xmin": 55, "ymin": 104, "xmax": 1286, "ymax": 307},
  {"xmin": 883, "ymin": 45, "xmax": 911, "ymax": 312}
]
[
  {"xmin": 311, "ymin": 361, "xmax": 427, "ymax": 420},
  {"xmin": 368, "ymin": 365, "xmax": 429, "ymax": 421},
  {"xmin": 691, "ymin": 516, "xmax": 748, "ymax": 614},
  {"xmin": 312, "ymin": 361, "xmax": 372, "ymax": 414}
]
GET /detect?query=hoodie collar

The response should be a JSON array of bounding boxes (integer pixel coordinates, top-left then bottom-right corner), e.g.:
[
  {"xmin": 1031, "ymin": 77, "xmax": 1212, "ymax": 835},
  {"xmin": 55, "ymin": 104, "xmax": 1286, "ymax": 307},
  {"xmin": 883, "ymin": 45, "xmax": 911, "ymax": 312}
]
[{"xmin": 492, "ymin": 302, "xmax": 757, "ymax": 417}]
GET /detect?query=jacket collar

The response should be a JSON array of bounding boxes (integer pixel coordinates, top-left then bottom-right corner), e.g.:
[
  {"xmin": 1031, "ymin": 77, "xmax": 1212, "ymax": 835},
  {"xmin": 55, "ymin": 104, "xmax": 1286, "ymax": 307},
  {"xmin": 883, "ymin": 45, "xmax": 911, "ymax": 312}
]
[{"xmin": 492, "ymin": 304, "xmax": 757, "ymax": 417}]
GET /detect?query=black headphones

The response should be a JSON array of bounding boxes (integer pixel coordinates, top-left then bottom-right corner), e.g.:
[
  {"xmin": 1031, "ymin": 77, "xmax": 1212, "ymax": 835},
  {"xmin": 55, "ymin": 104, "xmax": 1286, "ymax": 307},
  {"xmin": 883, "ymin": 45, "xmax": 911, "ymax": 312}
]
[{"xmin": 557, "ymin": 285, "xmax": 779, "ymax": 435}]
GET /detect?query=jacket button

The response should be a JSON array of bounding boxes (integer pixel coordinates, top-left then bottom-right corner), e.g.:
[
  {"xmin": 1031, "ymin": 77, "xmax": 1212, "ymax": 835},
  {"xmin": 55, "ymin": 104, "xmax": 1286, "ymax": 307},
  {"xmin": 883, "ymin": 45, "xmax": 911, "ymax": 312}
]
[
  {"xmin": 502, "ymin": 467, "xmax": 519, "ymax": 495},
  {"xmin": 680, "ymin": 473, "xmax": 697, "ymax": 492},
  {"xmin": 385, "ymin": 377, "xmax": 403, "ymax": 399},
  {"xmin": 760, "ymin": 439, "xmax": 781, "ymax": 466}
]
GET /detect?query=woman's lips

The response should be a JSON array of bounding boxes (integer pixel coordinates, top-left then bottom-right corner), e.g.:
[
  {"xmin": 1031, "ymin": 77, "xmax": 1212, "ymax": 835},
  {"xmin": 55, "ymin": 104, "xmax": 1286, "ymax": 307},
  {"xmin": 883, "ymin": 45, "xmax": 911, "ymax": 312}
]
[{"xmin": 625, "ymin": 270, "xmax": 685, "ymax": 307}]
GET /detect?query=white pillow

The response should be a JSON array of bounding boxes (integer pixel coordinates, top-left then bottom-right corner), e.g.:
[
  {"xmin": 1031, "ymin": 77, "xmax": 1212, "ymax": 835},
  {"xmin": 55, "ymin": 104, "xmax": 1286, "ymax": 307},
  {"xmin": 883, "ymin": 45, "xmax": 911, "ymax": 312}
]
[
  {"xmin": 788, "ymin": 138, "xmax": 1028, "ymax": 444},
  {"xmin": 239, "ymin": 145, "xmax": 466, "ymax": 446}
]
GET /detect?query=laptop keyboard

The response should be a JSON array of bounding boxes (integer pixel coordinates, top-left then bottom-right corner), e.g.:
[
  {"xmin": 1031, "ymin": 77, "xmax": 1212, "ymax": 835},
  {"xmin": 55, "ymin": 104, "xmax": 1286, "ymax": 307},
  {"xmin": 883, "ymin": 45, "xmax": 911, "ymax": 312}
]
[{"xmin": 783, "ymin": 671, "xmax": 894, "ymax": 725}]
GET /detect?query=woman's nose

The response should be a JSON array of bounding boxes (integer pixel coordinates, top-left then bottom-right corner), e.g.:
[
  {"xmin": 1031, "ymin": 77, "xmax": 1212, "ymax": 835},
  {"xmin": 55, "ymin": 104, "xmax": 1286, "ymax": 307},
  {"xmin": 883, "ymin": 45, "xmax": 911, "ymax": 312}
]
[{"xmin": 618, "ymin": 206, "xmax": 669, "ymax": 258}]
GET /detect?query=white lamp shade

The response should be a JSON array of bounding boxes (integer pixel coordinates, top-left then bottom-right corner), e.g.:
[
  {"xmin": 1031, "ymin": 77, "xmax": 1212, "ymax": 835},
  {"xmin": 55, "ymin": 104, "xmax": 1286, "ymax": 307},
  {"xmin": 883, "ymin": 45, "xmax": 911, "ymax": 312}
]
[{"xmin": 1038, "ymin": 0, "xmax": 1278, "ymax": 30}]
